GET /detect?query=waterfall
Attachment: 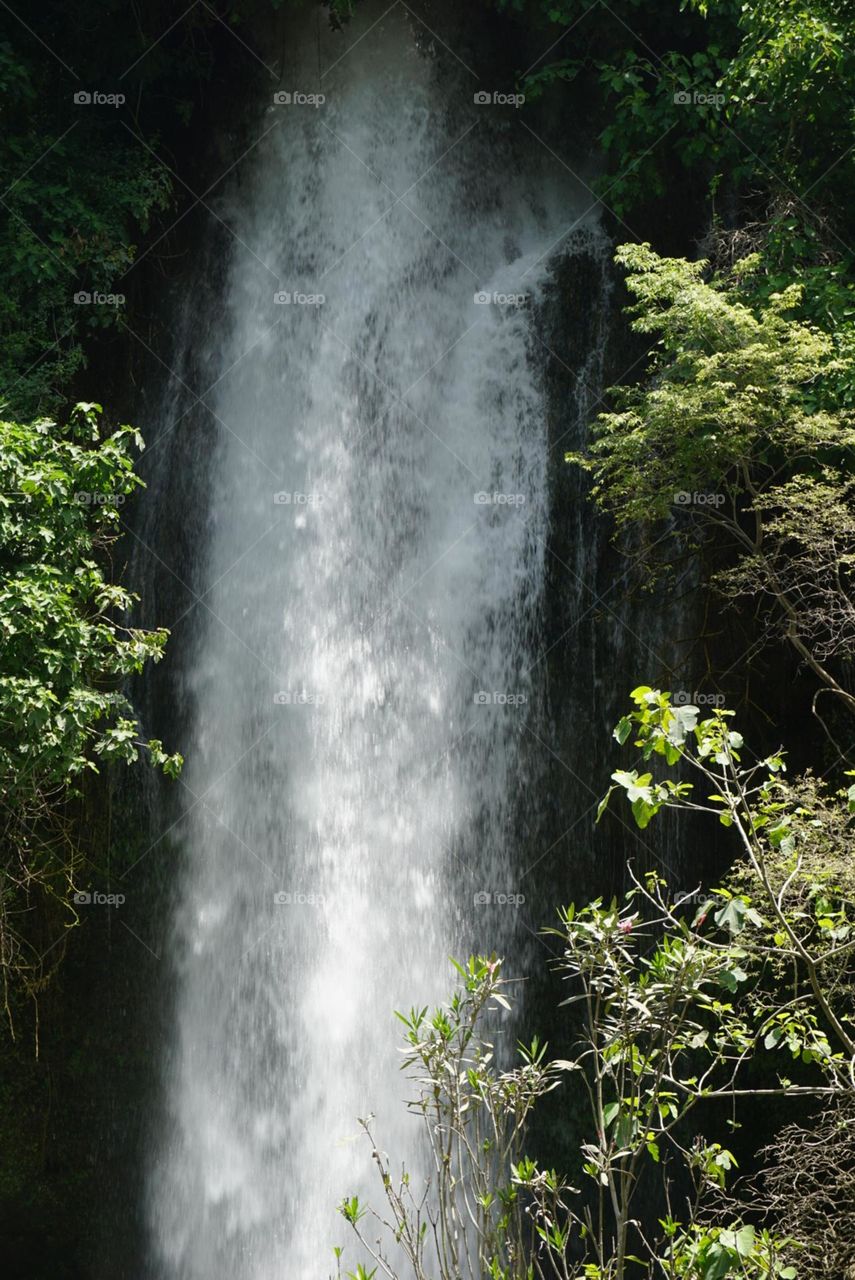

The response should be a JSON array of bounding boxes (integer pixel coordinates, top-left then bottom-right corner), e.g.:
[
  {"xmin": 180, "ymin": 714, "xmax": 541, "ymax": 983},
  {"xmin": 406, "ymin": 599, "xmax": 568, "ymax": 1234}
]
[{"xmin": 145, "ymin": 4, "xmax": 600, "ymax": 1275}]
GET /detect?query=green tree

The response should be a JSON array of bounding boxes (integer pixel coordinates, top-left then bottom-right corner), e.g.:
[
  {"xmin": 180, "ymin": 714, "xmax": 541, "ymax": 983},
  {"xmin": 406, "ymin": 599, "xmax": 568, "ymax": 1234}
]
[
  {"xmin": 501, "ymin": 0, "xmax": 854, "ymax": 228},
  {"xmin": 603, "ymin": 686, "xmax": 855, "ymax": 1080},
  {"xmin": 333, "ymin": 932, "xmax": 803, "ymax": 1280},
  {"xmin": 0, "ymin": 402, "xmax": 180, "ymax": 1021},
  {"xmin": 0, "ymin": 0, "xmax": 271, "ymax": 415},
  {"xmin": 569, "ymin": 244, "xmax": 855, "ymax": 720},
  {"xmin": 333, "ymin": 690, "xmax": 855, "ymax": 1279}
]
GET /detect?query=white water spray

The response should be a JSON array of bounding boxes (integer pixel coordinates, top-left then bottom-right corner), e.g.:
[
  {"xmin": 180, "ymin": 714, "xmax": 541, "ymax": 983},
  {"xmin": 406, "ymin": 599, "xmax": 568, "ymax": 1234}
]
[{"xmin": 148, "ymin": 5, "xmax": 597, "ymax": 1275}]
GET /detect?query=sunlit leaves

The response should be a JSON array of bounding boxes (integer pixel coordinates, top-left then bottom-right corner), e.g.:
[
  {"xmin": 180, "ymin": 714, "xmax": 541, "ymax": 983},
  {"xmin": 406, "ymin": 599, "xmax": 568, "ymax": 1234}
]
[
  {"xmin": 0, "ymin": 404, "xmax": 180, "ymax": 790},
  {"xmin": 0, "ymin": 403, "xmax": 180, "ymax": 996}
]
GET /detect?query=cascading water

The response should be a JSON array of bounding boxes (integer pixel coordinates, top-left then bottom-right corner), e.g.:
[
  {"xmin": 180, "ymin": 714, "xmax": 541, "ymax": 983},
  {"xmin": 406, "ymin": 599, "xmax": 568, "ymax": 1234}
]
[{"xmin": 146, "ymin": 4, "xmax": 600, "ymax": 1275}]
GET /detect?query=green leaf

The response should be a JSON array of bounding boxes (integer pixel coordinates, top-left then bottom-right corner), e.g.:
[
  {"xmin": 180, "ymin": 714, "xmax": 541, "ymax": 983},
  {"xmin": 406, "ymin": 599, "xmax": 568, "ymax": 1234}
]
[
  {"xmin": 596, "ymin": 787, "xmax": 614, "ymax": 822},
  {"xmin": 720, "ymin": 1224, "xmax": 755, "ymax": 1256},
  {"xmin": 614, "ymin": 715, "xmax": 633, "ymax": 745},
  {"xmin": 719, "ymin": 965, "xmax": 748, "ymax": 992},
  {"xmin": 631, "ymin": 796, "xmax": 658, "ymax": 828},
  {"xmin": 714, "ymin": 898, "xmax": 748, "ymax": 935}
]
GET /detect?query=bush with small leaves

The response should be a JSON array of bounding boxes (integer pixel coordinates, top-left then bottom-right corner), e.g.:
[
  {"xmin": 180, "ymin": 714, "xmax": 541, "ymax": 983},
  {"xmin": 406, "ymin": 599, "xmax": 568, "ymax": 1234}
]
[
  {"xmin": 0, "ymin": 403, "xmax": 180, "ymax": 1022},
  {"xmin": 333, "ymin": 689, "xmax": 854, "ymax": 1279}
]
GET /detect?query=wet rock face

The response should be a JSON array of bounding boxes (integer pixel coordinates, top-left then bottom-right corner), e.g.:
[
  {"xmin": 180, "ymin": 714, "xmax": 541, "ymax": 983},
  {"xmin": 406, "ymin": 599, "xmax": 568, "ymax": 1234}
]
[
  {"xmin": 517, "ymin": 235, "xmax": 698, "ymax": 921},
  {"xmin": 512, "ymin": 237, "xmax": 714, "ymax": 1191}
]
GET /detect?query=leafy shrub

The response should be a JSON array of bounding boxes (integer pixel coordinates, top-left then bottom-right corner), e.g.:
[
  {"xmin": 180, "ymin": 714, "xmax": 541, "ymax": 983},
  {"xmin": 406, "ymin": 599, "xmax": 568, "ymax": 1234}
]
[{"xmin": 0, "ymin": 403, "xmax": 179, "ymax": 1021}]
